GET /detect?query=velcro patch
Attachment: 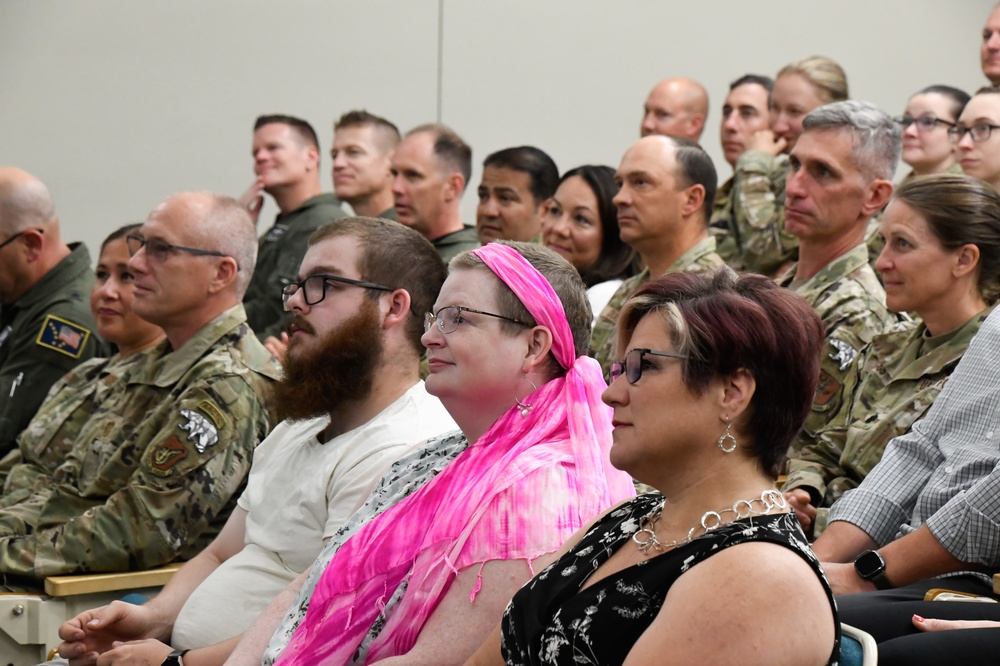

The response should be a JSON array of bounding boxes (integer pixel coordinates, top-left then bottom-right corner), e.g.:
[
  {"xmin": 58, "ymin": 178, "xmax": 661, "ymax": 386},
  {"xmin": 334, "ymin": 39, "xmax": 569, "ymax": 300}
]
[
  {"xmin": 814, "ymin": 369, "xmax": 841, "ymax": 406},
  {"xmin": 197, "ymin": 400, "xmax": 227, "ymax": 431},
  {"xmin": 150, "ymin": 435, "xmax": 188, "ymax": 476},
  {"xmin": 179, "ymin": 409, "xmax": 219, "ymax": 453},
  {"xmin": 36, "ymin": 315, "xmax": 91, "ymax": 359}
]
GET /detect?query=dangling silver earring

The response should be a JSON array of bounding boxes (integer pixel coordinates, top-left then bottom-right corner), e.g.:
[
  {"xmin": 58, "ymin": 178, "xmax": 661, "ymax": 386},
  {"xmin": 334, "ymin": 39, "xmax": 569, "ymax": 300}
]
[
  {"xmin": 717, "ymin": 419, "xmax": 737, "ymax": 453},
  {"xmin": 514, "ymin": 374, "xmax": 538, "ymax": 418}
]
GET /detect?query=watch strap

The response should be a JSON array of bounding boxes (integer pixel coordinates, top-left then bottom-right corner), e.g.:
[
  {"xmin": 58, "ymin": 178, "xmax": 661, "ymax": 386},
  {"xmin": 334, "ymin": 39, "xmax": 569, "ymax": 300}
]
[{"xmin": 162, "ymin": 649, "xmax": 190, "ymax": 666}]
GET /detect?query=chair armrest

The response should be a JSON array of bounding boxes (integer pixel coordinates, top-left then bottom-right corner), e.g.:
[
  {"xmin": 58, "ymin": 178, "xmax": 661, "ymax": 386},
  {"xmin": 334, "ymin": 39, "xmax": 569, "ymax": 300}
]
[{"xmin": 43, "ymin": 563, "xmax": 183, "ymax": 597}]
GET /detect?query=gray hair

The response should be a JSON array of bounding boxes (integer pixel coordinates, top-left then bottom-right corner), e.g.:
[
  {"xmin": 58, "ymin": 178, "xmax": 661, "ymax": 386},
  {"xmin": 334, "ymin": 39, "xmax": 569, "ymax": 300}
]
[
  {"xmin": 155, "ymin": 192, "xmax": 258, "ymax": 297},
  {"xmin": 802, "ymin": 100, "xmax": 901, "ymax": 181}
]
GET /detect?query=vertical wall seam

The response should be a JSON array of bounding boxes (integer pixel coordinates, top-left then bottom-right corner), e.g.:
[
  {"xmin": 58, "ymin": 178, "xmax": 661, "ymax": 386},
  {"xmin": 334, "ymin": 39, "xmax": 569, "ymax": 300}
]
[{"xmin": 436, "ymin": 0, "xmax": 444, "ymax": 122}]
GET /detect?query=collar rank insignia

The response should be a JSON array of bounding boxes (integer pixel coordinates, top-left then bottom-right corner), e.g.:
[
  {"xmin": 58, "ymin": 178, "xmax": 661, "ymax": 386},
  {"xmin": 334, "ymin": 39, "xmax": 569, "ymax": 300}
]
[{"xmin": 179, "ymin": 408, "xmax": 219, "ymax": 453}]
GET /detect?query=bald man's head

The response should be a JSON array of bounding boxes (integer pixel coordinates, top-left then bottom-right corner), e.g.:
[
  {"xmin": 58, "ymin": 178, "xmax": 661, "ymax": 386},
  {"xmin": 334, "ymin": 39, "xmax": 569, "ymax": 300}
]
[
  {"xmin": 640, "ymin": 77, "xmax": 709, "ymax": 141},
  {"xmin": 0, "ymin": 167, "xmax": 57, "ymax": 236}
]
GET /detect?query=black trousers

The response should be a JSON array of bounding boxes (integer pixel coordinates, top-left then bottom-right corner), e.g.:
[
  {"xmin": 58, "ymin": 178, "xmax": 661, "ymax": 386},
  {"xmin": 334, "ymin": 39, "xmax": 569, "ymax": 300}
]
[{"xmin": 838, "ymin": 576, "xmax": 1000, "ymax": 665}]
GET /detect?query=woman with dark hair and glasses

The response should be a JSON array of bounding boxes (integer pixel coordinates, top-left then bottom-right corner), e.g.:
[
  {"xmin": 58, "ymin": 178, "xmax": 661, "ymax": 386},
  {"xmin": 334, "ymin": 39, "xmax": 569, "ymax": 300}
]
[
  {"xmin": 896, "ymin": 85, "xmax": 969, "ymax": 183},
  {"xmin": 541, "ymin": 165, "xmax": 637, "ymax": 321},
  {"xmin": 248, "ymin": 241, "xmax": 634, "ymax": 665},
  {"xmin": 467, "ymin": 268, "xmax": 840, "ymax": 666},
  {"xmin": 952, "ymin": 86, "xmax": 1000, "ymax": 193}
]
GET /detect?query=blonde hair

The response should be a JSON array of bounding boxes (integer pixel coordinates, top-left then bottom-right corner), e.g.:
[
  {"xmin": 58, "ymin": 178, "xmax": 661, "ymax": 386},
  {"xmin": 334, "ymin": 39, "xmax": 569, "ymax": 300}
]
[{"xmin": 778, "ymin": 55, "xmax": 849, "ymax": 104}]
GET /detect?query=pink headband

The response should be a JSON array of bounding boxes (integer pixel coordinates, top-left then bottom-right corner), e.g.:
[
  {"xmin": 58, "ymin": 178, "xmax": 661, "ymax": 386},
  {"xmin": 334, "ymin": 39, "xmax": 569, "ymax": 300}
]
[{"xmin": 471, "ymin": 243, "xmax": 575, "ymax": 370}]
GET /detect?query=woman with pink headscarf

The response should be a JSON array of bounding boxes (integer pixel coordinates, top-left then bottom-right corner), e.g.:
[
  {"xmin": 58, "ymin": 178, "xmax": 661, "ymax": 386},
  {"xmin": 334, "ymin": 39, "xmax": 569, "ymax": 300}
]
[{"xmin": 253, "ymin": 241, "xmax": 634, "ymax": 665}]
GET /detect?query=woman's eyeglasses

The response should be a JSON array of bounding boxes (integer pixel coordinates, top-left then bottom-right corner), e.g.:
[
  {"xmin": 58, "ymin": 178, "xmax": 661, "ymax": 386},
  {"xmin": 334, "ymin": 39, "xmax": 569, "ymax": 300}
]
[
  {"xmin": 609, "ymin": 348, "xmax": 687, "ymax": 384},
  {"xmin": 424, "ymin": 305, "xmax": 531, "ymax": 334}
]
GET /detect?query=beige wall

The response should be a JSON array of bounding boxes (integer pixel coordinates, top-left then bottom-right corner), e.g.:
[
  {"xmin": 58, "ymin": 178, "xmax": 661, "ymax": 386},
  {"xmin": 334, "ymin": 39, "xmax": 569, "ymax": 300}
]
[{"xmin": 0, "ymin": 0, "xmax": 994, "ymax": 254}]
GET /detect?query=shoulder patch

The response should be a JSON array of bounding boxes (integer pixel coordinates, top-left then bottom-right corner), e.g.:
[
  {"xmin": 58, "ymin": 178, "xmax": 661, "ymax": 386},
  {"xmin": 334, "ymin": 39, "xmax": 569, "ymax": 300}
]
[
  {"xmin": 36, "ymin": 315, "xmax": 91, "ymax": 358},
  {"xmin": 828, "ymin": 338, "xmax": 858, "ymax": 372},
  {"xmin": 197, "ymin": 400, "xmax": 227, "ymax": 431},
  {"xmin": 814, "ymin": 369, "xmax": 841, "ymax": 406},
  {"xmin": 264, "ymin": 224, "xmax": 288, "ymax": 243},
  {"xmin": 179, "ymin": 408, "xmax": 219, "ymax": 453},
  {"xmin": 150, "ymin": 435, "xmax": 188, "ymax": 476}
]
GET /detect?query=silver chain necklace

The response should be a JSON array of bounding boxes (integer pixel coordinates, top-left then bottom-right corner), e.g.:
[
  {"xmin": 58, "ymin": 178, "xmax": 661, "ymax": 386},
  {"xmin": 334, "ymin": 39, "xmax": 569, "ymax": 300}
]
[{"xmin": 632, "ymin": 489, "xmax": 788, "ymax": 556}]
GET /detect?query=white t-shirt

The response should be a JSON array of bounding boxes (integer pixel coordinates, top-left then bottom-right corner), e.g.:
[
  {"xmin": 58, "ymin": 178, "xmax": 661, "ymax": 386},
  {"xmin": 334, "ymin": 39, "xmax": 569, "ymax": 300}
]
[
  {"xmin": 171, "ymin": 381, "xmax": 455, "ymax": 648},
  {"xmin": 587, "ymin": 279, "xmax": 623, "ymax": 327}
]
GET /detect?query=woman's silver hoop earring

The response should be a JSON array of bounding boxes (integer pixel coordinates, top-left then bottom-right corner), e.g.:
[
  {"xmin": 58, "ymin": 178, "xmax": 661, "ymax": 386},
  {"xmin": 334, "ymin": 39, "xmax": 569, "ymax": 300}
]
[
  {"xmin": 514, "ymin": 374, "xmax": 538, "ymax": 418},
  {"xmin": 717, "ymin": 420, "xmax": 737, "ymax": 454}
]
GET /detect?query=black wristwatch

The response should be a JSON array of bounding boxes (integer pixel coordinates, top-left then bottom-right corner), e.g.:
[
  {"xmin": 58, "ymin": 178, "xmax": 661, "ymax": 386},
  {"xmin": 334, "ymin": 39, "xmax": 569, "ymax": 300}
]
[
  {"xmin": 162, "ymin": 649, "xmax": 190, "ymax": 666},
  {"xmin": 854, "ymin": 549, "xmax": 894, "ymax": 590}
]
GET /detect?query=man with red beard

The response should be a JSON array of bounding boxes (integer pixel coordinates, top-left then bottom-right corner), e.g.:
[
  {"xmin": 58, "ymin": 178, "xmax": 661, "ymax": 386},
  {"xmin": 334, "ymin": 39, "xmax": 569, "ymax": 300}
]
[{"xmin": 57, "ymin": 217, "xmax": 456, "ymax": 666}]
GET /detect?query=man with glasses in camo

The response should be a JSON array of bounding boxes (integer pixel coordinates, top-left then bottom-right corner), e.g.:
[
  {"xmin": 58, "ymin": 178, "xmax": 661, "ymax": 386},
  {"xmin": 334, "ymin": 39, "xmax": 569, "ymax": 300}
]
[
  {"xmin": 953, "ymin": 87, "xmax": 1000, "ymax": 193},
  {"xmin": 0, "ymin": 167, "xmax": 102, "ymax": 460},
  {"xmin": 56, "ymin": 217, "xmax": 456, "ymax": 665},
  {"xmin": 0, "ymin": 192, "xmax": 282, "ymax": 584}
]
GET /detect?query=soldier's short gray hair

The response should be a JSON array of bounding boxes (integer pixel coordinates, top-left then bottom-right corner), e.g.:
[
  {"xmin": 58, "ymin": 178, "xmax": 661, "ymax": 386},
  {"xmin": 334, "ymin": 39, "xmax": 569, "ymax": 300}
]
[{"xmin": 802, "ymin": 100, "xmax": 901, "ymax": 182}]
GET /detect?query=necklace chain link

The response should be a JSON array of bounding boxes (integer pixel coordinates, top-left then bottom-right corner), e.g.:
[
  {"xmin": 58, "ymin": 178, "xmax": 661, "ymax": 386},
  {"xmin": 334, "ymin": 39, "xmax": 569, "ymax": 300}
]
[{"xmin": 632, "ymin": 489, "xmax": 788, "ymax": 556}]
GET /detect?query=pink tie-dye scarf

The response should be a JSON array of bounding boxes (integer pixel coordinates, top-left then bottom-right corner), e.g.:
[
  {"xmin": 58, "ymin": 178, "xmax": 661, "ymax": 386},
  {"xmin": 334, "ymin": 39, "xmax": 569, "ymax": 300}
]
[{"xmin": 275, "ymin": 243, "xmax": 633, "ymax": 665}]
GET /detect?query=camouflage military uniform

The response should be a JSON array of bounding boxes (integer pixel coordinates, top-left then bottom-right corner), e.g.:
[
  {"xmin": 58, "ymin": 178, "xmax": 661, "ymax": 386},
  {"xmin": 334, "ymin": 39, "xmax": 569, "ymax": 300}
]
[
  {"xmin": 779, "ymin": 244, "xmax": 901, "ymax": 446},
  {"xmin": 244, "ymin": 193, "xmax": 346, "ymax": 341},
  {"xmin": 783, "ymin": 306, "xmax": 992, "ymax": 534},
  {"xmin": 0, "ymin": 352, "xmax": 146, "ymax": 498},
  {"xmin": 0, "ymin": 305, "xmax": 281, "ymax": 579},
  {"xmin": 591, "ymin": 236, "xmax": 725, "ymax": 377},
  {"xmin": 729, "ymin": 150, "xmax": 798, "ymax": 276},
  {"xmin": 0, "ymin": 243, "xmax": 102, "ymax": 459},
  {"xmin": 710, "ymin": 176, "xmax": 743, "ymax": 270}
]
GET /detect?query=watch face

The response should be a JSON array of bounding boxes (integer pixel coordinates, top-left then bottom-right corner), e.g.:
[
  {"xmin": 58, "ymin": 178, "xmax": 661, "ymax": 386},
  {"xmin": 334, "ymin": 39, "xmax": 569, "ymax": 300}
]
[{"xmin": 854, "ymin": 550, "xmax": 885, "ymax": 579}]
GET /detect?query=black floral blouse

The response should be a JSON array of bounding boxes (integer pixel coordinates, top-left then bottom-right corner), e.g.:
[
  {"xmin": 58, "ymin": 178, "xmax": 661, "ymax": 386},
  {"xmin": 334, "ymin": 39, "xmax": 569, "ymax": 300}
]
[{"xmin": 501, "ymin": 493, "xmax": 841, "ymax": 665}]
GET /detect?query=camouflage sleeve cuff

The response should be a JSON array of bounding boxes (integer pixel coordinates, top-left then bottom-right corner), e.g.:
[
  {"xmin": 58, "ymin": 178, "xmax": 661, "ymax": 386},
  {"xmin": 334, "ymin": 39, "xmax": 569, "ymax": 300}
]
[
  {"xmin": 782, "ymin": 468, "xmax": 825, "ymax": 505},
  {"xmin": 735, "ymin": 150, "xmax": 781, "ymax": 176}
]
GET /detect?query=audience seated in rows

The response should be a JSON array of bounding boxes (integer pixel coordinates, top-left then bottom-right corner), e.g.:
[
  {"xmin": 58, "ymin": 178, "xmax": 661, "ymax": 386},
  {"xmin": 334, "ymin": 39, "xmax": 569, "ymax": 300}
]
[
  {"xmin": 784, "ymin": 173, "xmax": 1000, "ymax": 535},
  {"xmin": 0, "ymin": 192, "xmax": 280, "ymax": 580},
  {"xmin": 0, "ymin": 223, "xmax": 164, "ymax": 494},
  {"xmin": 57, "ymin": 217, "xmax": 456, "ymax": 665},
  {"xmin": 469, "ymin": 269, "xmax": 837, "ymax": 666}
]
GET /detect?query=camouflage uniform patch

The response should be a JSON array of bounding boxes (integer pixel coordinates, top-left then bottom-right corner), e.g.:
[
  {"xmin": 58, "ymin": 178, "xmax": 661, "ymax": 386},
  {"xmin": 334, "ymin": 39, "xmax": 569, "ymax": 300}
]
[{"xmin": 150, "ymin": 435, "xmax": 188, "ymax": 476}]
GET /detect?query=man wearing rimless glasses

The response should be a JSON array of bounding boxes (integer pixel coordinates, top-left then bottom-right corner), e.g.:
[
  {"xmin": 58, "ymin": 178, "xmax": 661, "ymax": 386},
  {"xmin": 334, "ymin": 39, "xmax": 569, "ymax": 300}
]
[
  {"xmin": 0, "ymin": 192, "xmax": 282, "ymax": 583},
  {"xmin": 952, "ymin": 87, "xmax": 1000, "ymax": 194},
  {"xmin": 0, "ymin": 166, "xmax": 101, "ymax": 461},
  {"xmin": 57, "ymin": 217, "xmax": 456, "ymax": 665}
]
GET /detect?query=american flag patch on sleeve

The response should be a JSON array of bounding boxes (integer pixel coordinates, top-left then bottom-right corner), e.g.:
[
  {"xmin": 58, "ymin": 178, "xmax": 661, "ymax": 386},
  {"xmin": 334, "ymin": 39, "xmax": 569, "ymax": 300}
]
[{"xmin": 36, "ymin": 314, "xmax": 91, "ymax": 358}]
